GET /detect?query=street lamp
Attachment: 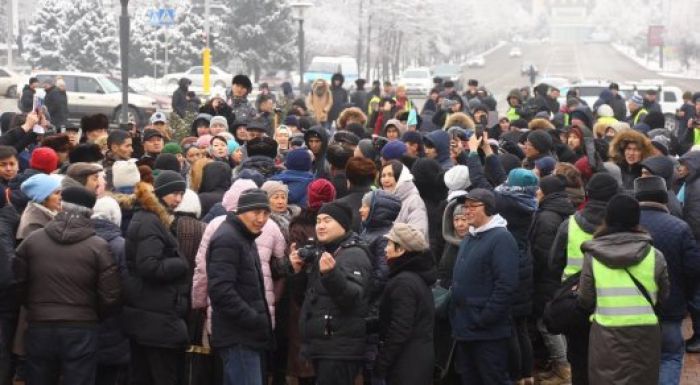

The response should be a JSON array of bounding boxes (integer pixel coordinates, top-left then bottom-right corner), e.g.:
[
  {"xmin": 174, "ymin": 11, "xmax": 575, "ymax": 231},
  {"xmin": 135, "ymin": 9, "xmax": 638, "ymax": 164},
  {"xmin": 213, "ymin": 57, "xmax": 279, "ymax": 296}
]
[
  {"xmin": 119, "ymin": 0, "xmax": 130, "ymax": 130},
  {"xmin": 290, "ymin": 2, "xmax": 312, "ymax": 96}
]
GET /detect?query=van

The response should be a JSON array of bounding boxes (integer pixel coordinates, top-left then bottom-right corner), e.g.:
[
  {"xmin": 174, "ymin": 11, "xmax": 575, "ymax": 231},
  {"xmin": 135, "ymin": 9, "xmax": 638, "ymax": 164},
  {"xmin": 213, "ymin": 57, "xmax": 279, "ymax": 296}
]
[{"xmin": 303, "ymin": 56, "xmax": 359, "ymax": 87}]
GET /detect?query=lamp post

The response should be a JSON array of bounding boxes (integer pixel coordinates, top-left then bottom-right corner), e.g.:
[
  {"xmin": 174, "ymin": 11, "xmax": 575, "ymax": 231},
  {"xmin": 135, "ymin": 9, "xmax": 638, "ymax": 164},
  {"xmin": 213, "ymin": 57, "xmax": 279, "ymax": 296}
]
[
  {"xmin": 290, "ymin": 2, "xmax": 312, "ymax": 96},
  {"xmin": 119, "ymin": 0, "xmax": 130, "ymax": 130}
]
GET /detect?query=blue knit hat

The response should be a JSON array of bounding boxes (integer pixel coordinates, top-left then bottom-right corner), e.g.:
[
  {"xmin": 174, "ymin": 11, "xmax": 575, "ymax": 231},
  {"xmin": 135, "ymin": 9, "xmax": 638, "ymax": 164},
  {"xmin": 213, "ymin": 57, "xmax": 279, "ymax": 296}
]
[
  {"xmin": 506, "ymin": 168, "xmax": 538, "ymax": 187},
  {"xmin": 534, "ymin": 156, "xmax": 557, "ymax": 177},
  {"xmin": 629, "ymin": 94, "xmax": 644, "ymax": 105},
  {"xmin": 380, "ymin": 140, "xmax": 407, "ymax": 161},
  {"xmin": 20, "ymin": 173, "xmax": 62, "ymax": 203},
  {"xmin": 227, "ymin": 139, "xmax": 240, "ymax": 155},
  {"xmin": 284, "ymin": 148, "xmax": 312, "ymax": 171}
]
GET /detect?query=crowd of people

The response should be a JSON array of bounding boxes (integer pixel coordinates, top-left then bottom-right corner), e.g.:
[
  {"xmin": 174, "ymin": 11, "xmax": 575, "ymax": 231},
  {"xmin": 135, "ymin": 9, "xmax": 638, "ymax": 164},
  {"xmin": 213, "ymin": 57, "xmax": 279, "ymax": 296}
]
[{"xmin": 0, "ymin": 71, "xmax": 699, "ymax": 385}]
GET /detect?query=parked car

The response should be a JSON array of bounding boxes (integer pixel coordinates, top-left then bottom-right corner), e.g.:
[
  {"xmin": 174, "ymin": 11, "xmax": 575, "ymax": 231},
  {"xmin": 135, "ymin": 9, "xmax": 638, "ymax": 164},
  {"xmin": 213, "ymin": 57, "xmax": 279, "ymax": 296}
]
[
  {"xmin": 558, "ymin": 81, "xmax": 610, "ymax": 107},
  {"xmin": 163, "ymin": 65, "xmax": 232, "ymax": 89},
  {"xmin": 398, "ymin": 67, "xmax": 433, "ymax": 95},
  {"xmin": 465, "ymin": 55, "xmax": 485, "ymax": 68},
  {"xmin": 509, "ymin": 47, "xmax": 523, "ymax": 58},
  {"xmin": 619, "ymin": 82, "xmax": 683, "ymax": 117},
  {"xmin": 27, "ymin": 71, "xmax": 159, "ymax": 126},
  {"xmin": 0, "ymin": 67, "xmax": 21, "ymax": 98},
  {"xmin": 432, "ymin": 63, "xmax": 463, "ymax": 90},
  {"xmin": 303, "ymin": 56, "xmax": 359, "ymax": 87}
]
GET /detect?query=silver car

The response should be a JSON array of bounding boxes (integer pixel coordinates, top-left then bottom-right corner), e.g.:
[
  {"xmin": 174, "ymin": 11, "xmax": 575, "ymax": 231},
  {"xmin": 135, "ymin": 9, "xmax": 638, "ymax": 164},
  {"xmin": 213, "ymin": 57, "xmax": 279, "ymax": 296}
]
[
  {"xmin": 163, "ymin": 65, "xmax": 232, "ymax": 89},
  {"xmin": 0, "ymin": 67, "xmax": 21, "ymax": 98}
]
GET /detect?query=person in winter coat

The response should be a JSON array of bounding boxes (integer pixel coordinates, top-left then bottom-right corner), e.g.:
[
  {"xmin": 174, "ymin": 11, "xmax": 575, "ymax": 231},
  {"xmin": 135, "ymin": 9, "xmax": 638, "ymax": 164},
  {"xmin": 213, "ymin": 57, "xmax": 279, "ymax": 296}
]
[
  {"xmin": 200, "ymin": 96, "xmax": 236, "ymax": 129},
  {"xmin": 329, "ymin": 73, "xmax": 348, "ymax": 125},
  {"xmin": 609, "ymin": 129, "xmax": 654, "ymax": 191},
  {"xmin": 449, "ymin": 188, "xmax": 519, "ymax": 385},
  {"xmin": 304, "ymin": 126, "xmax": 331, "ymax": 179},
  {"xmin": 577, "ymin": 194, "xmax": 669, "ymax": 385},
  {"xmin": 91, "ymin": 196, "xmax": 130, "ymax": 385},
  {"xmin": 270, "ymin": 148, "xmax": 314, "ymax": 207},
  {"xmin": 289, "ymin": 202, "xmax": 372, "ymax": 385},
  {"xmin": 379, "ymin": 161, "xmax": 429, "ymax": 245},
  {"xmin": 359, "ymin": 190, "xmax": 401, "ymax": 300},
  {"xmin": 522, "ymin": 129, "xmax": 555, "ymax": 170},
  {"xmin": 336, "ymin": 157, "xmax": 376, "ymax": 233},
  {"xmin": 18, "ymin": 78, "xmax": 38, "ymax": 113},
  {"xmin": 208, "ymin": 189, "xmax": 274, "ymax": 385},
  {"xmin": 44, "ymin": 79, "xmax": 69, "ymax": 128},
  {"xmin": 173, "ymin": 189, "xmax": 205, "ymax": 278},
  {"xmin": 350, "ymin": 79, "xmax": 370, "ymax": 114},
  {"xmin": 17, "ymin": 173, "xmax": 62, "ymax": 241},
  {"xmin": 639, "ymin": 156, "xmax": 683, "ymax": 218},
  {"xmin": 423, "ymin": 130, "xmax": 453, "ymax": 171},
  {"xmin": 369, "ymin": 98, "xmax": 398, "ymax": 137},
  {"xmin": 549, "ymin": 172, "xmax": 620, "ymax": 385},
  {"xmin": 528, "ymin": 175, "xmax": 574, "ymax": 384},
  {"xmin": 123, "ymin": 172, "xmax": 190, "ymax": 385},
  {"xmin": 307, "ymin": 79, "xmax": 333, "ymax": 128},
  {"xmin": 0, "ymin": 189, "xmax": 18, "ymax": 385},
  {"xmin": 235, "ymin": 137, "xmax": 282, "ymax": 180},
  {"xmin": 14, "ymin": 187, "xmax": 121, "ymax": 385},
  {"xmin": 374, "ymin": 223, "xmax": 436, "ymax": 385},
  {"xmin": 411, "ymin": 158, "xmax": 448, "ymax": 259},
  {"xmin": 227, "ymin": 75, "xmax": 257, "ymax": 123},
  {"xmin": 171, "ymin": 78, "xmax": 191, "ymax": 118},
  {"xmin": 198, "ymin": 161, "xmax": 232, "ymax": 217},
  {"xmin": 635, "ymin": 176, "xmax": 700, "ymax": 383}
]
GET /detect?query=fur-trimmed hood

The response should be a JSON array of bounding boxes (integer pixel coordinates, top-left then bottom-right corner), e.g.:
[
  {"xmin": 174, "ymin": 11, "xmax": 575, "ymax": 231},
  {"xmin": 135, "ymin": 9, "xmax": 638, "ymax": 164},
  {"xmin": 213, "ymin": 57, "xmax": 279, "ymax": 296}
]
[
  {"xmin": 337, "ymin": 107, "xmax": 367, "ymax": 129},
  {"xmin": 133, "ymin": 181, "xmax": 172, "ymax": 227},
  {"xmin": 445, "ymin": 112, "xmax": 475, "ymax": 130},
  {"xmin": 608, "ymin": 129, "xmax": 653, "ymax": 165},
  {"xmin": 528, "ymin": 118, "xmax": 555, "ymax": 131}
]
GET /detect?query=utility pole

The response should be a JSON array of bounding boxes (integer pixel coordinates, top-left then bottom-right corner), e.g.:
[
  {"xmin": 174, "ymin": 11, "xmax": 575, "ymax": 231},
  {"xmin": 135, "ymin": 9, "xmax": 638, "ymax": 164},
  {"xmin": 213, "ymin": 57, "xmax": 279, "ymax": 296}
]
[
  {"xmin": 365, "ymin": 0, "xmax": 372, "ymax": 81},
  {"xmin": 119, "ymin": 0, "xmax": 130, "ymax": 130},
  {"xmin": 356, "ymin": 0, "xmax": 363, "ymax": 76},
  {"xmin": 5, "ymin": 0, "xmax": 12, "ymax": 67},
  {"xmin": 203, "ymin": 0, "xmax": 211, "ymax": 96}
]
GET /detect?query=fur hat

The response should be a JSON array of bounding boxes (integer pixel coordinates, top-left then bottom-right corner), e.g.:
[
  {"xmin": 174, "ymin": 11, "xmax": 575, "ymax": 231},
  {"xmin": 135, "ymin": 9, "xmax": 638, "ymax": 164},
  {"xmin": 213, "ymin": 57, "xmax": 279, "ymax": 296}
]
[
  {"xmin": 246, "ymin": 137, "xmax": 278, "ymax": 159},
  {"xmin": 384, "ymin": 222, "xmax": 428, "ymax": 252},
  {"xmin": 41, "ymin": 134, "xmax": 71, "ymax": 154},
  {"xmin": 62, "ymin": 186, "xmax": 96, "ymax": 209},
  {"xmin": 634, "ymin": 176, "xmax": 668, "ymax": 204},
  {"xmin": 69, "ymin": 143, "xmax": 104, "ymax": 164},
  {"xmin": 526, "ymin": 130, "xmax": 553, "ymax": 155}
]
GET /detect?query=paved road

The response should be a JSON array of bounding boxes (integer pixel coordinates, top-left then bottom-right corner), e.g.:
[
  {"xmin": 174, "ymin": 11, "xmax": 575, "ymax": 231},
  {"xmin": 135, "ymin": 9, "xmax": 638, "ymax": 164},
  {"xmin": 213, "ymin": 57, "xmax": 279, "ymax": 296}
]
[{"xmin": 462, "ymin": 42, "xmax": 700, "ymax": 115}]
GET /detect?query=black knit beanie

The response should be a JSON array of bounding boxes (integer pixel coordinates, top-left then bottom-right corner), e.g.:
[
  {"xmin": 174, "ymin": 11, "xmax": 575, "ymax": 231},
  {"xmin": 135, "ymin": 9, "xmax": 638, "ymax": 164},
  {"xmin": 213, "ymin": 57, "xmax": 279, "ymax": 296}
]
[
  {"xmin": 236, "ymin": 188, "xmax": 271, "ymax": 214},
  {"xmin": 585, "ymin": 172, "xmax": 619, "ymax": 202},
  {"xmin": 154, "ymin": 170, "xmax": 186, "ymax": 198},
  {"xmin": 605, "ymin": 194, "xmax": 640, "ymax": 229},
  {"xmin": 154, "ymin": 153, "xmax": 181, "ymax": 173},
  {"xmin": 526, "ymin": 130, "xmax": 553, "ymax": 155},
  {"xmin": 634, "ymin": 176, "xmax": 668, "ymax": 204},
  {"xmin": 318, "ymin": 201, "xmax": 353, "ymax": 232}
]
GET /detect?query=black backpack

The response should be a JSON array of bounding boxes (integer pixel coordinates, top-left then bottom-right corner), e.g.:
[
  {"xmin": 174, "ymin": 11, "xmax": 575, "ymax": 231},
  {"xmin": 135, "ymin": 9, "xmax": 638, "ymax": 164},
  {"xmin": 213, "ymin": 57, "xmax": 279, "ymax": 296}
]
[{"xmin": 543, "ymin": 272, "xmax": 591, "ymax": 335}]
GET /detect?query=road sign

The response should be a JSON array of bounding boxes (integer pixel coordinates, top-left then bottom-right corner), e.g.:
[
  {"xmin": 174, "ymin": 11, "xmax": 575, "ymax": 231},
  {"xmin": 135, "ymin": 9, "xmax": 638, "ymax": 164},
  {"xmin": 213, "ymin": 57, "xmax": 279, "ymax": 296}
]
[
  {"xmin": 147, "ymin": 8, "xmax": 176, "ymax": 28},
  {"xmin": 648, "ymin": 25, "xmax": 665, "ymax": 47}
]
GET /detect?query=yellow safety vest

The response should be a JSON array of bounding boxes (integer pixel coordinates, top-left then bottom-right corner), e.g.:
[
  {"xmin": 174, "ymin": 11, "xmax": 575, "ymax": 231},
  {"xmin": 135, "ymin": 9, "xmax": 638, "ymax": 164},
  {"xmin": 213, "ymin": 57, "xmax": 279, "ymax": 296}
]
[
  {"xmin": 694, "ymin": 128, "xmax": 700, "ymax": 146},
  {"xmin": 563, "ymin": 217, "xmax": 593, "ymax": 281},
  {"xmin": 597, "ymin": 116, "xmax": 618, "ymax": 127},
  {"xmin": 591, "ymin": 247, "xmax": 658, "ymax": 327},
  {"xmin": 632, "ymin": 108, "xmax": 648, "ymax": 126},
  {"xmin": 367, "ymin": 95, "xmax": 382, "ymax": 117},
  {"xmin": 506, "ymin": 107, "xmax": 520, "ymax": 122}
]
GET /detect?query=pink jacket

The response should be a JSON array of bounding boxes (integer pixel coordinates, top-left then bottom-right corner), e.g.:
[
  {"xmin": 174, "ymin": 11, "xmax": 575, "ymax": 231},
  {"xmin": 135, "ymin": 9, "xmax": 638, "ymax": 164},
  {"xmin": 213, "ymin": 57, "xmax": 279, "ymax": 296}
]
[{"xmin": 192, "ymin": 179, "xmax": 286, "ymax": 331}]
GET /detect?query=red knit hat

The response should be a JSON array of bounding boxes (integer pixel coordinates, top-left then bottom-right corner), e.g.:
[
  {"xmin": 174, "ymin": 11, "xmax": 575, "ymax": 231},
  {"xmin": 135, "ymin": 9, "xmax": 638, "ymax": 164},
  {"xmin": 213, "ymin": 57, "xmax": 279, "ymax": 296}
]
[
  {"xmin": 29, "ymin": 147, "xmax": 59, "ymax": 174},
  {"xmin": 307, "ymin": 178, "xmax": 336, "ymax": 210},
  {"xmin": 574, "ymin": 156, "xmax": 593, "ymax": 183}
]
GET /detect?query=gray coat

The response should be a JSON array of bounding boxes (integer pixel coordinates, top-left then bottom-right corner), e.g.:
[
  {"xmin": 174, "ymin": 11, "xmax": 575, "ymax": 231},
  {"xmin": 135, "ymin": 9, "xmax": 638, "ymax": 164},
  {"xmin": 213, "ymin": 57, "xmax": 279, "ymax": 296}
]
[
  {"xmin": 681, "ymin": 151, "xmax": 700, "ymax": 240},
  {"xmin": 393, "ymin": 169, "xmax": 429, "ymax": 245},
  {"xmin": 577, "ymin": 232, "xmax": 669, "ymax": 385}
]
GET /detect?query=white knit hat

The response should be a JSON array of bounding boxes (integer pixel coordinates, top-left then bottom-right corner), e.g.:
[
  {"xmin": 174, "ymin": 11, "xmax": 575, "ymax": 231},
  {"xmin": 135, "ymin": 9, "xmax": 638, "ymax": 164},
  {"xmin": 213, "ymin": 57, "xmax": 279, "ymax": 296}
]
[
  {"xmin": 112, "ymin": 159, "xmax": 141, "ymax": 189},
  {"xmin": 92, "ymin": 196, "xmax": 122, "ymax": 227},
  {"xmin": 444, "ymin": 165, "xmax": 471, "ymax": 192}
]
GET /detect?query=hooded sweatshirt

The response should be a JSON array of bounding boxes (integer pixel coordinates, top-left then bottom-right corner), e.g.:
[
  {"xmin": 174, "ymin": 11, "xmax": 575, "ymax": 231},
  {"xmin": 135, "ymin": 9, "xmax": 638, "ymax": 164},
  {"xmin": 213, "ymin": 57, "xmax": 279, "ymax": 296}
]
[
  {"xmin": 424, "ymin": 130, "xmax": 452, "ymax": 170},
  {"xmin": 270, "ymin": 169, "xmax": 314, "ymax": 207},
  {"xmin": 304, "ymin": 126, "xmax": 330, "ymax": 178}
]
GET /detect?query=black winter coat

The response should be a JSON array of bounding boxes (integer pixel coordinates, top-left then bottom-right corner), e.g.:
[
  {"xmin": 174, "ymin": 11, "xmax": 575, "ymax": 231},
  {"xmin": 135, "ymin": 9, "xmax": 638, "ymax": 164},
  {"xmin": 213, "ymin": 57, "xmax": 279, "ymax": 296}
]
[
  {"xmin": 336, "ymin": 185, "xmax": 371, "ymax": 234},
  {"xmin": 207, "ymin": 214, "xmax": 273, "ymax": 350},
  {"xmin": 0, "ymin": 204, "xmax": 19, "ymax": 317},
  {"xmin": 198, "ymin": 162, "xmax": 232, "ymax": 217},
  {"xmin": 172, "ymin": 86, "xmax": 188, "ymax": 118},
  {"xmin": 375, "ymin": 250, "xmax": 436, "ymax": 385},
  {"xmin": 123, "ymin": 187, "xmax": 190, "ymax": 348},
  {"xmin": 528, "ymin": 192, "xmax": 575, "ymax": 316},
  {"xmin": 299, "ymin": 233, "xmax": 372, "ymax": 360},
  {"xmin": 329, "ymin": 86, "xmax": 349, "ymax": 123},
  {"xmin": 44, "ymin": 86, "xmax": 68, "ymax": 127},
  {"xmin": 19, "ymin": 85, "xmax": 34, "ymax": 113}
]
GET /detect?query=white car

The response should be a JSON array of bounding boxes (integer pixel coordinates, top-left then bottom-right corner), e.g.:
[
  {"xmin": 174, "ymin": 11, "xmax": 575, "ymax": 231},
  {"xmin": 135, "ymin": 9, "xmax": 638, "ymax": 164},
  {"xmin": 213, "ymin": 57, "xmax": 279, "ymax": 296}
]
[
  {"xmin": 509, "ymin": 47, "xmax": 523, "ymax": 58},
  {"xmin": 163, "ymin": 65, "xmax": 232, "ymax": 89},
  {"xmin": 29, "ymin": 71, "xmax": 160, "ymax": 126},
  {"xmin": 619, "ymin": 83, "xmax": 684, "ymax": 117},
  {"xmin": 398, "ymin": 67, "xmax": 433, "ymax": 95},
  {"xmin": 466, "ymin": 56, "xmax": 485, "ymax": 68},
  {"xmin": 0, "ymin": 67, "xmax": 21, "ymax": 98}
]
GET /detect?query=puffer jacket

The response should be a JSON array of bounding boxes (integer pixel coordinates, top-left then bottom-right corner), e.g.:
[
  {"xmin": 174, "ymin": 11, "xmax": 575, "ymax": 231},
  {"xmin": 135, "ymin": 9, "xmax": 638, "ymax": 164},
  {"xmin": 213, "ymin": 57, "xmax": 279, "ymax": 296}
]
[
  {"xmin": 207, "ymin": 213, "xmax": 274, "ymax": 349},
  {"xmin": 578, "ymin": 232, "xmax": 669, "ymax": 385},
  {"xmin": 198, "ymin": 161, "xmax": 232, "ymax": 217},
  {"xmin": 360, "ymin": 190, "xmax": 401, "ymax": 300},
  {"xmin": 234, "ymin": 155, "xmax": 282, "ymax": 180},
  {"xmin": 14, "ymin": 210, "xmax": 120, "ymax": 323},
  {"xmin": 123, "ymin": 182, "xmax": 190, "ymax": 348},
  {"xmin": 392, "ymin": 167, "xmax": 429, "ymax": 245},
  {"xmin": 298, "ymin": 232, "xmax": 372, "ymax": 359},
  {"xmin": 270, "ymin": 169, "xmax": 314, "ymax": 207},
  {"xmin": 424, "ymin": 130, "xmax": 453, "ymax": 170},
  {"xmin": 192, "ymin": 179, "xmax": 285, "ymax": 331},
  {"xmin": 0, "ymin": 204, "xmax": 19, "ymax": 317},
  {"xmin": 528, "ymin": 191, "xmax": 575, "ymax": 316}
]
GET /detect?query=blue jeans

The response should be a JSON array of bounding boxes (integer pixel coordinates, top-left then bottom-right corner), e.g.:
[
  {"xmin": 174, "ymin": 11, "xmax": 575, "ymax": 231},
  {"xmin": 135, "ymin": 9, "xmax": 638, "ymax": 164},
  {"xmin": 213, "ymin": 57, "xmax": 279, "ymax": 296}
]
[
  {"xmin": 219, "ymin": 344, "xmax": 263, "ymax": 385},
  {"xmin": 659, "ymin": 321, "xmax": 684, "ymax": 385},
  {"xmin": 25, "ymin": 324, "xmax": 98, "ymax": 385}
]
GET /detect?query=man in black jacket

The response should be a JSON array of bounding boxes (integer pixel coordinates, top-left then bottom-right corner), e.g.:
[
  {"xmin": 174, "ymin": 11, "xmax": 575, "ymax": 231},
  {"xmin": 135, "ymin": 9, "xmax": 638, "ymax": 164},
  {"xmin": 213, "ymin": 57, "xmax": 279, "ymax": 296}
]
[
  {"xmin": 19, "ymin": 77, "xmax": 39, "ymax": 113},
  {"xmin": 208, "ymin": 188, "xmax": 273, "ymax": 385},
  {"xmin": 124, "ymin": 172, "xmax": 190, "ymax": 385},
  {"xmin": 44, "ymin": 78, "xmax": 69, "ymax": 128},
  {"xmin": 290, "ymin": 201, "xmax": 372, "ymax": 385},
  {"xmin": 0, "ymin": 181, "xmax": 19, "ymax": 385},
  {"xmin": 171, "ymin": 78, "xmax": 191, "ymax": 118}
]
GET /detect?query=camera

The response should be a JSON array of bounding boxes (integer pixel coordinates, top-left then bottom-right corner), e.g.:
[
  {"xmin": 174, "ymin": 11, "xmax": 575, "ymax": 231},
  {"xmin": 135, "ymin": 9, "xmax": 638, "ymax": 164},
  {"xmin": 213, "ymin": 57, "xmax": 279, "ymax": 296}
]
[{"xmin": 298, "ymin": 242, "xmax": 322, "ymax": 263}]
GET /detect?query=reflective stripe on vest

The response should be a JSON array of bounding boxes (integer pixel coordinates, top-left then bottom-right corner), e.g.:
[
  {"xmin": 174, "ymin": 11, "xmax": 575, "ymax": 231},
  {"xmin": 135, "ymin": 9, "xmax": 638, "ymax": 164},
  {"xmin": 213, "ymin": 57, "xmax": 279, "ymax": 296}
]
[
  {"xmin": 563, "ymin": 217, "xmax": 593, "ymax": 281},
  {"xmin": 633, "ymin": 108, "xmax": 648, "ymax": 125},
  {"xmin": 592, "ymin": 247, "xmax": 657, "ymax": 327}
]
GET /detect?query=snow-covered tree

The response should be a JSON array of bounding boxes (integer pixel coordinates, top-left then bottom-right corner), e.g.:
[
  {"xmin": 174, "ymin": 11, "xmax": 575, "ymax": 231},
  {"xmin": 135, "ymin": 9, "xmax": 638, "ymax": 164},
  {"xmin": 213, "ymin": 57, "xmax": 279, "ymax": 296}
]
[
  {"xmin": 22, "ymin": 0, "xmax": 68, "ymax": 70},
  {"xmin": 63, "ymin": 0, "xmax": 119, "ymax": 72},
  {"xmin": 220, "ymin": 0, "xmax": 296, "ymax": 79}
]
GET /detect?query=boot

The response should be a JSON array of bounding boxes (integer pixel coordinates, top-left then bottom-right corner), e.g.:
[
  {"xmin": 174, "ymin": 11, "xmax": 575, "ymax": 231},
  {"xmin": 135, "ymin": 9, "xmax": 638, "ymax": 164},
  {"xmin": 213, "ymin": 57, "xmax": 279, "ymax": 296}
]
[{"xmin": 538, "ymin": 362, "xmax": 571, "ymax": 385}]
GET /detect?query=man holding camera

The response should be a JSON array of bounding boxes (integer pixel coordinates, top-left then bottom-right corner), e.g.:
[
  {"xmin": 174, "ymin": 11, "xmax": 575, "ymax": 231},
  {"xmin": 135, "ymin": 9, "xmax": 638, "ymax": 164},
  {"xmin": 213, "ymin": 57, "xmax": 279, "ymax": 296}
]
[{"xmin": 290, "ymin": 201, "xmax": 373, "ymax": 385}]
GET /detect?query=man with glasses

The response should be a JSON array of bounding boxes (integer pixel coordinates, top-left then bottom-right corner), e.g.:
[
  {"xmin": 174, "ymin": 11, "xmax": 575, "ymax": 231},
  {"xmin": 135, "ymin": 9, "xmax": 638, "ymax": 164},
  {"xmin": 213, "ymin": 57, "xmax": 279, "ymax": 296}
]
[{"xmin": 449, "ymin": 188, "xmax": 519, "ymax": 385}]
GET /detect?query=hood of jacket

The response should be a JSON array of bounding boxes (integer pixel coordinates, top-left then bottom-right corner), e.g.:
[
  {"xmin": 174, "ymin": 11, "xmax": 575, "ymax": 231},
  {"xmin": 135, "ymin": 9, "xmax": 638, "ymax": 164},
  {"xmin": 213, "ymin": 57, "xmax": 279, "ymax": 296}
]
[
  {"xmin": 239, "ymin": 155, "xmax": 280, "ymax": 179},
  {"xmin": 681, "ymin": 151, "xmax": 700, "ymax": 182},
  {"xmin": 538, "ymin": 191, "xmax": 575, "ymax": 217},
  {"xmin": 134, "ymin": 181, "xmax": 172, "ymax": 227},
  {"xmin": 304, "ymin": 125, "xmax": 330, "ymax": 152},
  {"xmin": 575, "ymin": 199, "xmax": 607, "ymax": 233},
  {"xmin": 394, "ymin": 166, "xmax": 419, "ymax": 202},
  {"xmin": 91, "ymin": 217, "xmax": 122, "ymax": 243},
  {"xmin": 388, "ymin": 250, "xmax": 437, "ymax": 285},
  {"xmin": 640, "ymin": 156, "xmax": 675, "ymax": 187},
  {"xmin": 445, "ymin": 112, "xmax": 475, "ymax": 130},
  {"xmin": 200, "ymin": 162, "xmax": 232, "ymax": 193},
  {"xmin": 495, "ymin": 184, "xmax": 538, "ymax": 213},
  {"xmin": 364, "ymin": 190, "xmax": 401, "ymax": 230},
  {"xmin": 469, "ymin": 214, "xmax": 508, "ymax": 236},
  {"xmin": 311, "ymin": 79, "xmax": 330, "ymax": 96},
  {"xmin": 442, "ymin": 198, "xmax": 467, "ymax": 246},
  {"xmin": 44, "ymin": 211, "xmax": 96, "ymax": 244},
  {"xmin": 222, "ymin": 179, "xmax": 258, "ymax": 212},
  {"xmin": 174, "ymin": 189, "xmax": 202, "ymax": 218},
  {"xmin": 424, "ymin": 130, "xmax": 451, "ymax": 164},
  {"xmin": 331, "ymin": 73, "xmax": 345, "ymax": 87},
  {"xmin": 270, "ymin": 170, "xmax": 314, "ymax": 205},
  {"xmin": 581, "ymin": 232, "xmax": 653, "ymax": 268}
]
